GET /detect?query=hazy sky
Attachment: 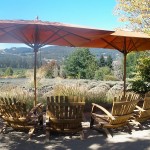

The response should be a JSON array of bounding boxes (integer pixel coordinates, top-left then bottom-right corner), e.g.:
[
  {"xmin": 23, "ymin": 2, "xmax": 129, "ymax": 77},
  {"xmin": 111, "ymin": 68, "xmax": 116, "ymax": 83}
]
[{"xmin": 0, "ymin": 0, "xmax": 125, "ymax": 48}]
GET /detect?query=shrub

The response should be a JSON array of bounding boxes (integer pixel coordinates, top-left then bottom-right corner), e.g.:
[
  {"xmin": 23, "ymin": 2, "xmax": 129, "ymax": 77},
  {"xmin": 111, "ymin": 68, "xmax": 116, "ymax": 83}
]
[
  {"xmin": 130, "ymin": 79, "xmax": 150, "ymax": 94},
  {"xmin": 104, "ymin": 75, "xmax": 119, "ymax": 81},
  {"xmin": 94, "ymin": 67, "xmax": 112, "ymax": 80},
  {"xmin": 38, "ymin": 60, "xmax": 60, "ymax": 78},
  {"xmin": 4, "ymin": 67, "xmax": 13, "ymax": 76},
  {"xmin": 13, "ymin": 70, "xmax": 26, "ymax": 78}
]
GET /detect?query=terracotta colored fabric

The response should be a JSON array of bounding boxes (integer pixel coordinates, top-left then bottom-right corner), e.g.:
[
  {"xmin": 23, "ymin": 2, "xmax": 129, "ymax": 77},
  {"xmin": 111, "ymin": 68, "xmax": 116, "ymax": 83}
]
[
  {"xmin": 0, "ymin": 20, "xmax": 113, "ymax": 48},
  {"xmin": 82, "ymin": 30, "xmax": 150, "ymax": 53}
]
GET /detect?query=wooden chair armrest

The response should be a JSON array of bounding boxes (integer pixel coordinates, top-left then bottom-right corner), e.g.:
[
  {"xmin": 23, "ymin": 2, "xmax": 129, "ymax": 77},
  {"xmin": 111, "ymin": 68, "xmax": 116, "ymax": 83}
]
[
  {"xmin": 91, "ymin": 103, "xmax": 115, "ymax": 120},
  {"xmin": 135, "ymin": 105, "xmax": 145, "ymax": 112},
  {"xmin": 26, "ymin": 103, "xmax": 44, "ymax": 119}
]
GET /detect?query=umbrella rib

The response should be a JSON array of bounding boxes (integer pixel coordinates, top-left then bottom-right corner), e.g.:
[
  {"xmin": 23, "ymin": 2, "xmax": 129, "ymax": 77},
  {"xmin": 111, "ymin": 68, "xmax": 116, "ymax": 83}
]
[
  {"xmin": 0, "ymin": 24, "xmax": 34, "ymax": 48},
  {"xmin": 39, "ymin": 26, "xmax": 76, "ymax": 47},
  {"xmin": 46, "ymin": 25, "xmax": 92, "ymax": 41},
  {"xmin": 40, "ymin": 27, "xmax": 66, "ymax": 46},
  {"xmin": 1, "ymin": 28, "xmax": 33, "ymax": 47},
  {"xmin": 19, "ymin": 30, "xmax": 35, "ymax": 48},
  {"xmin": 43, "ymin": 33, "xmax": 75, "ymax": 47},
  {"xmin": 129, "ymin": 38, "xmax": 138, "ymax": 52},
  {"xmin": 126, "ymin": 38, "xmax": 132, "ymax": 52},
  {"xmin": 130, "ymin": 38, "xmax": 150, "ymax": 52},
  {"xmin": 101, "ymin": 38, "xmax": 122, "ymax": 52},
  {"xmin": 33, "ymin": 24, "xmax": 41, "ymax": 49}
]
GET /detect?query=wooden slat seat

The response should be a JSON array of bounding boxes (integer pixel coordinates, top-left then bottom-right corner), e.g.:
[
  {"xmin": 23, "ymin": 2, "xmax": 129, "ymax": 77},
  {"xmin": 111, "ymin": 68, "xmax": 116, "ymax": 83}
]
[
  {"xmin": 0, "ymin": 97, "xmax": 43, "ymax": 137},
  {"xmin": 90, "ymin": 93, "xmax": 139, "ymax": 137},
  {"xmin": 46, "ymin": 95, "xmax": 85, "ymax": 139}
]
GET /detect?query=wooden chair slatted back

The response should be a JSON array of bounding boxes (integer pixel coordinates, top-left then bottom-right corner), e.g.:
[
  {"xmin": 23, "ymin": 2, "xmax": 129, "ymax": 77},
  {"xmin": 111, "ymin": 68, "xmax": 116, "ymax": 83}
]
[
  {"xmin": 47, "ymin": 96, "xmax": 85, "ymax": 120},
  {"xmin": 142, "ymin": 95, "xmax": 150, "ymax": 110},
  {"xmin": 46, "ymin": 95, "xmax": 85, "ymax": 132},
  {"xmin": 0, "ymin": 97, "xmax": 27, "ymax": 119},
  {"xmin": 137, "ymin": 92, "xmax": 150, "ymax": 120},
  {"xmin": 112, "ymin": 101, "xmax": 138, "ymax": 116},
  {"xmin": 110, "ymin": 94, "xmax": 139, "ymax": 125},
  {"xmin": 114, "ymin": 93, "xmax": 139, "ymax": 102}
]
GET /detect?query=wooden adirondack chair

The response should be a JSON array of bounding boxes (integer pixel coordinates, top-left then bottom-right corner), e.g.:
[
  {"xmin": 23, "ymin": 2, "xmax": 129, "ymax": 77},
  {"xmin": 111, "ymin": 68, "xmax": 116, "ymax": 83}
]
[
  {"xmin": 90, "ymin": 94, "xmax": 139, "ymax": 137},
  {"xmin": 46, "ymin": 96, "xmax": 85, "ymax": 140},
  {"xmin": 0, "ymin": 97, "xmax": 43, "ymax": 138},
  {"xmin": 132, "ymin": 92, "xmax": 150, "ymax": 129}
]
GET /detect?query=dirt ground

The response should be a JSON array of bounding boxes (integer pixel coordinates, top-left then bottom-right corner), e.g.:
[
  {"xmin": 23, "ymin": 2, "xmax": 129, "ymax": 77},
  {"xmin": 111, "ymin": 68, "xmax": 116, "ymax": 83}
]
[{"xmin": 0, "ymin": 116, "xmax": 150, "ymax": 150}]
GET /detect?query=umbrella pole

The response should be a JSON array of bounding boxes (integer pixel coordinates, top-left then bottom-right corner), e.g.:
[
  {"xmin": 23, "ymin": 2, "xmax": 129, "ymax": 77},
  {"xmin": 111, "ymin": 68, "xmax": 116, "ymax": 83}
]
[
  {"xmin": 123, "ymin": 52, "xmax": 127, "ymax": 97},
  {"xmin": 34, "ymin": 49, "xmax": 38, "ymax": 107}
]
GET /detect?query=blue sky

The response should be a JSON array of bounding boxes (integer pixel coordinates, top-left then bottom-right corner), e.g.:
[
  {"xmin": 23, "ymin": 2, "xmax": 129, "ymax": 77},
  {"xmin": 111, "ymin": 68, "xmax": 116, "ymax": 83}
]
[{"xmin": 0, "ymin": 0, "xmax": 125, "ymax": 48}]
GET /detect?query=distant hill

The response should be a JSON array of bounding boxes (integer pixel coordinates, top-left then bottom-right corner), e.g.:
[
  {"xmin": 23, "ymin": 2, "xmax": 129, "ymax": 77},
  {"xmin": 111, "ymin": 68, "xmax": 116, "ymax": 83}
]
[{"xmin": 0, "ymin": 46, "xmax": 122, "ymax": 62}]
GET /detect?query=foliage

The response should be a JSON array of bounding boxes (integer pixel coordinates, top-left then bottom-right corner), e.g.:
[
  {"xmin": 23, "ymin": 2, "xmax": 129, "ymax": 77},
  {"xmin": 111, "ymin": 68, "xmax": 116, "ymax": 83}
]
[
  {"xmin": 112, "ymin": 59, "xmax": 123, "ymax": 80},
  {"xmin": 104, "ymin": 75, "xmax": 119, "ymax": 81},
  {"xmin": 98, "ymin": 55, "xmax": 105, "ymax": 67},
  {"xmin": 13, "ymin": 69, "xmax": 26, "ymax": 78},
  {"xmin": 130, "ymin": 52, "xmax": 150, "ymax": 94},
  {"xmin": 126, "ymin": 52, "xmax": 142, "ymax": 78},
  {"xmin": 94, "ymin": 66, "xmax": 112, "ymax": 80},
  {"xmin": 38, "ymin": 60, "xmax": 59, "ymax": 78},
  {"xmin": 4, "ymin": 67, "xmax": 13, "ymax": 76},
  {"xmin": 137, "ymin": 54, "xmax": 150, "ymax": 82},
  {"xmin": 115, "ymin": 0, "xmax": 150, "ymax": 33},
  {"xmin": 130, "ymin": 79, "xmax": 150, "ymax": 94},
  {"xmin": 0, "ymin": 54, "xmax": 35, "ymax": 69},
  {"xmin": 106, "ymin": 55, "xmax": 113, "ymax": 69},
  {"xmin": 64, "ymin": 48, "xmax": 98, "ymax": 79}
]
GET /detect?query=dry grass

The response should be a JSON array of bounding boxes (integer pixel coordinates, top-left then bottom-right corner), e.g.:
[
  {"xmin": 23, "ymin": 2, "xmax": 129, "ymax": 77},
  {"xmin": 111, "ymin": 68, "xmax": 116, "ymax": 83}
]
[
  {"xmin": 0, "ymin": 85, "xmax": 34, "ymax": 110},
  {"xmin": 45, "ymin": 84, "xmax": 108, "ymax": 104}
]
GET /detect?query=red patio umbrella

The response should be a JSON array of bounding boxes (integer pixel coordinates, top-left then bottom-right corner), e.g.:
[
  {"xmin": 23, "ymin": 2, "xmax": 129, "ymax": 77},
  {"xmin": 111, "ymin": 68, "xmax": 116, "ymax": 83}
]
[{"xmin": 0, "ymin": 19, "xmax": 113, "ymax": 106}]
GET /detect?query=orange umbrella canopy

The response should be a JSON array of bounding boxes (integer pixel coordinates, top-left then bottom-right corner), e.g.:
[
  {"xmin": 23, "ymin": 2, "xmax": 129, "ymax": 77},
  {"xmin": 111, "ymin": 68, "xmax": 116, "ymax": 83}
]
[
  {"xmin": 83, "ymin": 30, "xmax": 150, "ymax": 53},
  {"xmin": 0, "ymin": 19, "xmax": 113, "ymax": 48}
]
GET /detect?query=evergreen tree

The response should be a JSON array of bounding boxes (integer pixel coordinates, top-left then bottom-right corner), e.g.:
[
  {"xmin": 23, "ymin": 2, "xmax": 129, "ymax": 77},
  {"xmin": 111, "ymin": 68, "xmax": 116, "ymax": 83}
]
[
  {"xmin": 126, "ymin": 52, "xmax": 142, "ymax": 78},
  {"xmin": 99, "ymin": 55, "xmax": 105, "ymax": 67},
  {"xmin": 106, "ymin": 55, "xmax": 113, "ymax": 69},
  {"xmin": 64, "ymin": 48, "xmax": 98, "ymax": 79}
]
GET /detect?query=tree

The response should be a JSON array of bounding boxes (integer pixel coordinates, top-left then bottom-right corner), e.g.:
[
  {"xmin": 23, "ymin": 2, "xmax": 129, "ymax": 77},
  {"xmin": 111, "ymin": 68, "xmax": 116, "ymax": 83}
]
[
  {"xmin": 99, "ymin": 55, "xmax": 106, "ymax": 67},
  {"xmin": 130, "ymin": 52, "xmax": 150, "ymax": 94},
  {"xmin": 137, "ymin": 53, "xmax": 150, "ymax": 82},
  {"xmin": 115, "ymin": 0, "xmax": 150, "ymax": 33},
  {"xmin": 106, "ymin": 55, "xmax": 113, "ymax": 69},
  {"xmin": 64, "ymin": 48, "xmax": 98, "ymax": 79},
  {"xmin": 126, "ymin": 52, "xmax": 142, "ymax": 78}
]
